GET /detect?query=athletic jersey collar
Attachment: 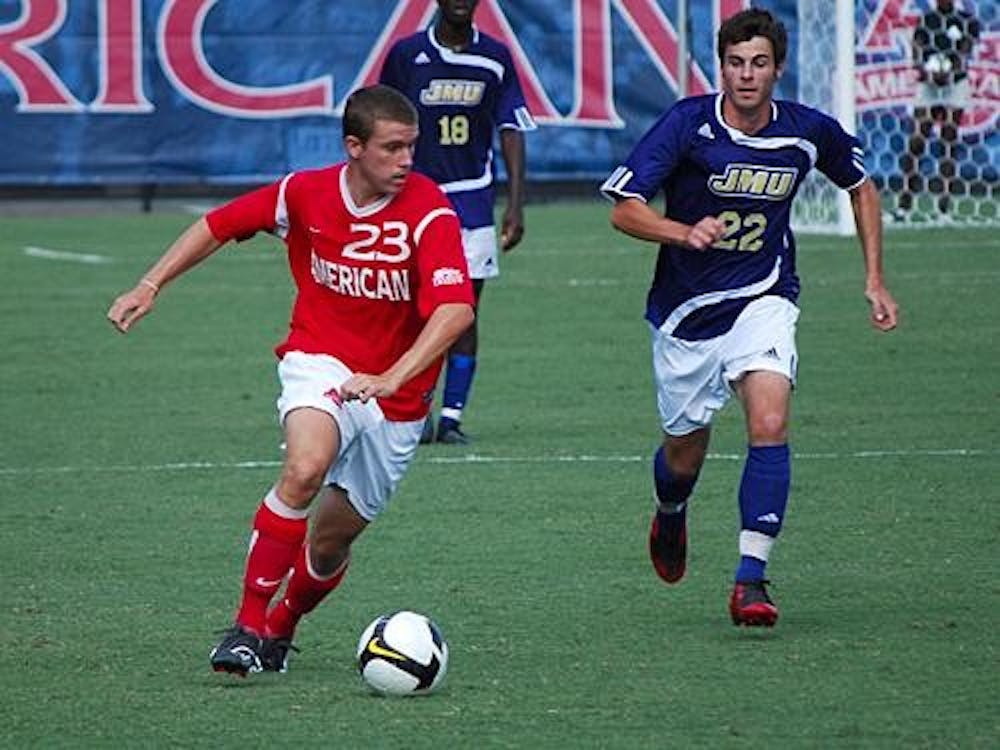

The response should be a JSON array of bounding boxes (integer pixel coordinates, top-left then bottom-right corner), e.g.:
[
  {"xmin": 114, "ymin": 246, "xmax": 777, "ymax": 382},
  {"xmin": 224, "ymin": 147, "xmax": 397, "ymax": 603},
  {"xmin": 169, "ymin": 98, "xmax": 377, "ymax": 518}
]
[
  {"xmin": 339, "ymin": 164, "xmax": 395, "ymax": 218},
  {"xmin": 712, "ymin": 94, "xmax": 818, "ymax": 166},
  {"xmin": 428, "ymin": 24, "xmax": 480, "ymax": 53},
  {"xmin": 714, "ymin": 93, "xmax": 778, "ymax": 137},
  {"xmin": 427, "ymin": 25, "xmax": 505, "ymax": 80}
]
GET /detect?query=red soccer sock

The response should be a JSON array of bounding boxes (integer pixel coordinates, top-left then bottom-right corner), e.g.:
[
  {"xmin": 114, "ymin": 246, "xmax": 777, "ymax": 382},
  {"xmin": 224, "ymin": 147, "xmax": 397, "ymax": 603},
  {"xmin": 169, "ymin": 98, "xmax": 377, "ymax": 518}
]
[
  {"xmin": 265, "ymin": 544, "xmax": 349, "ymax": 639},
  {"xmin": 234, "ymin": 489, "xmax": 309, "ymax": 635}
]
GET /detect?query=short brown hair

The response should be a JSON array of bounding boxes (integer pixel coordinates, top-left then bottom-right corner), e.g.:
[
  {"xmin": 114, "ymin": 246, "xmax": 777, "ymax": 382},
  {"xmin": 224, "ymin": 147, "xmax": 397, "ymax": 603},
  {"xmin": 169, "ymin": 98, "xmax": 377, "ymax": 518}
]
[
  {"xmin": 717, "ymin": 8, "xmax": 788, "ymax": 67},
  {"xmin": 342, "ymin": 84, "xmax": 417, "ymax": 142}
]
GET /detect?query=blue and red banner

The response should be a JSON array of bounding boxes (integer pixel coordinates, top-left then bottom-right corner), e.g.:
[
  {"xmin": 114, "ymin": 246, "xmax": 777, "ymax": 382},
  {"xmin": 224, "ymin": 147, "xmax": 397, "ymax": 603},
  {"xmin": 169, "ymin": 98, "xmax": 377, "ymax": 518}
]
[{"xmin": 0, "ymin": 0, "xmax": 995, "ymax": 186}]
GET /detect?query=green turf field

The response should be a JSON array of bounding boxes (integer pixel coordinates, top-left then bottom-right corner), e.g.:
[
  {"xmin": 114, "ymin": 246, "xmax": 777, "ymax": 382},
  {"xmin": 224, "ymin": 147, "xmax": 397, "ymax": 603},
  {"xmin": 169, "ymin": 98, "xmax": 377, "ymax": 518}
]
[{"xmin": 1, "ymin": 203, "xmax": 997, "ymax": 748}]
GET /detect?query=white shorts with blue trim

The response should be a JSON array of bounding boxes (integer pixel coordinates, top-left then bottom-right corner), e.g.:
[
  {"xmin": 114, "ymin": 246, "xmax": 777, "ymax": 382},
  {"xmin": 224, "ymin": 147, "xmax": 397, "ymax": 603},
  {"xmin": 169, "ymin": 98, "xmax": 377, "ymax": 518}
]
[
  {"xmin": 276, "ymin": 351, "xmax": 422, "ymax": 521},
  {"xmin": 651, "ymin": 295, "xmax": 800, "ymax": 436},
  {"xmin": 462, "ymin": 225, "xmax": 499, "ymax": 280}
]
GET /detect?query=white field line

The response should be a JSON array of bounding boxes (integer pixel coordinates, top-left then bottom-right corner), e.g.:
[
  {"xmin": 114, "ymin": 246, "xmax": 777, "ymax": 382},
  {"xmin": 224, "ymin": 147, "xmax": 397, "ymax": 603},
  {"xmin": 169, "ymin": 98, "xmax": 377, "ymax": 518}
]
[
  {"xmin": 0, "ymin": 448, "xmax": 993, "ymax": 477},
  {"xmin": 23, "ymin": 246, "xmax": 112, "ymax": 264},
  {"xmin": 182, "ymin": 203, "xmax": 222, "ymax": 216},
  {"xmin": 566, "ymin": 278, "xmax": 621, "ymax": 287}
]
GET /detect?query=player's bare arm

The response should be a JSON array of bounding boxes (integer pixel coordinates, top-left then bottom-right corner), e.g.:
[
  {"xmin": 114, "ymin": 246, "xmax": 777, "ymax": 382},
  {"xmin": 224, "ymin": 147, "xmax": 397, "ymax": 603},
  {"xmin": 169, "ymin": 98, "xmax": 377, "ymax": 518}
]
[
  {"xmin": 499, "ymin": 129, "xmax": 526, "ymax": 251},
  {"xmin": 341, "ymin": 302, "xmax": 475, "ymax": 403},
  {"xmin": 610, "ymin": 198, "xmax": 726, "ymax": 251},
  {"xmin": 106, "ymin": 217, "xmax": 222, "ymax": 333},
  {"xmin": 849, "ymin": 179, "xmax": 899, "ymax": 331}
]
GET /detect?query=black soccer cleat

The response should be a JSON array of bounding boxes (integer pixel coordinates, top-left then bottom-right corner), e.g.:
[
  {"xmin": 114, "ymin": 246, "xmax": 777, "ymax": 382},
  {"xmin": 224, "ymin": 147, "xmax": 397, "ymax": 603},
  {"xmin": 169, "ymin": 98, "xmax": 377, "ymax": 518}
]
[
  {"xmin": 260, "ymin": 636, "xmax": 299, "ymax": 673},
  {"xmin": 436, "ymin": 419, "xmax": 469, "ymax": 445},
  {"xmin": 729, "ymin": 580, "xmax": 779, "ymax": 627},
  {"xmin": 210, "ymin": 625, "xmax": 264, "ymax": 676},
  {"xmin": 649, "ymin": 512, "xmax": 687, "ymax": 584},
  {"xmin": 419, "ymin": 415, "xmax": 435, "ymax": 445}
]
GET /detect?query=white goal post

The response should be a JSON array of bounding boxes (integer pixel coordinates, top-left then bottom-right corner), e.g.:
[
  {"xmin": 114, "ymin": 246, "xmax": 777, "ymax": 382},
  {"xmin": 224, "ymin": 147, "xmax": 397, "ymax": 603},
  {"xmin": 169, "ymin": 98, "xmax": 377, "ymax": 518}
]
[{"xmin": 794, "ymin": 0, "xmax": 857, "ymax": 235}]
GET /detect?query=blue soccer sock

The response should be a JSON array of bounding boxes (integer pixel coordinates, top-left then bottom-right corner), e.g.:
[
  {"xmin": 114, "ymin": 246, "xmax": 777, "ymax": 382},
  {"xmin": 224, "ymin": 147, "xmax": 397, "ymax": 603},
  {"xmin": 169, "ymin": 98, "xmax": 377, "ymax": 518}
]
[
  {"xmin": 735, "ymin": 444, "xmax": 790, "ymax": 582},
  {"xmin": 441, "ymin": 353, "xmax": 476, "ymax": 424},
  {"xmin": 653, "ymin": 446, "xmax": 697, "ymax": 534}
]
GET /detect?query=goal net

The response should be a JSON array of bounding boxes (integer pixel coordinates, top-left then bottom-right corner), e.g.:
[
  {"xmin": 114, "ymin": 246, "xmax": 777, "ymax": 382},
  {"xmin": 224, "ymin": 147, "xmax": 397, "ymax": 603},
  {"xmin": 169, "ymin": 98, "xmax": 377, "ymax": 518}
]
[{"xmin": 794, "ymin": 0, "xmax": 997, "ymax": 233}]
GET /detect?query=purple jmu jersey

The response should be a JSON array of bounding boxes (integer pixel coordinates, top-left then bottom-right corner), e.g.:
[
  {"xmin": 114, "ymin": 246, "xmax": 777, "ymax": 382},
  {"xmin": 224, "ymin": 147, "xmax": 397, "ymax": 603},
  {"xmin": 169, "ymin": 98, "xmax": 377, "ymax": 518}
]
[
  {"xmin": 380, "ymin": 26, "xmax": 536, "ymax": 230},
  {"xmin": 601, "ymin": 93, "xmax": 867, "ymax": 341}
]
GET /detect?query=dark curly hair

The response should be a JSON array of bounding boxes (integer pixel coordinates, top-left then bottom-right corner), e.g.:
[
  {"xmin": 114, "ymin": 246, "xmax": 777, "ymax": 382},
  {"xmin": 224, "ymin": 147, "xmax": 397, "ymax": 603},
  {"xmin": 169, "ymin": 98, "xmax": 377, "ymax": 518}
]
[{"xmin": 717, "ymin": 8, "xmax": 788, "ymax": 67}]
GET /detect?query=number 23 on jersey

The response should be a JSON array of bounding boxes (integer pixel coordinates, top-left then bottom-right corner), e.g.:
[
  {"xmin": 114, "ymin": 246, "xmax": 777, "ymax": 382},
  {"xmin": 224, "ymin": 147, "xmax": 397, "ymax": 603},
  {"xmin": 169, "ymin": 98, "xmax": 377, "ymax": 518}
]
[{"xmin": 343, "ymin": 222, "xmax": 412, "ymax": 263}]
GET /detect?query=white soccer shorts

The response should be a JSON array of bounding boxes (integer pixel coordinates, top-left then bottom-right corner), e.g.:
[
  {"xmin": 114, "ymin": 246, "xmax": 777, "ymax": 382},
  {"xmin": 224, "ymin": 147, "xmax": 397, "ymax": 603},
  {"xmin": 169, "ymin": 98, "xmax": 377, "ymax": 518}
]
[
  {"xmin": 651, "ymin": 295, "xmax": 800, "ymax": 436},
  {"xmin": 276, "ymin": 351, "xmax": 423, "ymax": 521},
  {"xmin": 915, "ymin": 77, "xmax": 972, "ymax": 109},
  {"xmin": 462, "ymin": 225, "xmax": 499, "ymax": 280}
]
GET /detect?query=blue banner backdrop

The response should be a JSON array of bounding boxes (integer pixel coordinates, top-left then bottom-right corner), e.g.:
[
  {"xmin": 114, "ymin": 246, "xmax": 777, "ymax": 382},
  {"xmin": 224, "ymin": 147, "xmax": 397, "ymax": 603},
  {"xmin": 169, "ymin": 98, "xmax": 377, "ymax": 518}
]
[{"xmin": 0, "ymin": 0, "xmax": 995, "ymax": 187}]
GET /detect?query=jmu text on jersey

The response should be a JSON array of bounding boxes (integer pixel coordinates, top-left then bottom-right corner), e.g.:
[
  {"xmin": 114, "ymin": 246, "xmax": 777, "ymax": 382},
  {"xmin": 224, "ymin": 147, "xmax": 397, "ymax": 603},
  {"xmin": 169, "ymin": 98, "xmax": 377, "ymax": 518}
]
[
  {"xmin": 708, "ymin": 165, "xmax": 799, "ymax": 200},
  {"xmin": 419, "ymin": 80, "xmax": 486, "ymax": 106}
]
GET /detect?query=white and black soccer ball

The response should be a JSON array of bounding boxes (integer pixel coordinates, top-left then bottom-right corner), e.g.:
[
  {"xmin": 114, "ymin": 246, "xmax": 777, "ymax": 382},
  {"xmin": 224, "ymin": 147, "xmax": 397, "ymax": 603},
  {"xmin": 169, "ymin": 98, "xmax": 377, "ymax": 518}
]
[
  {"xmin": 356, "ymin": 611, "xmax": 448, "ymax": 696},
  {"xmin": 924, "ymin": 53, "xmax": 953, "ymax": 76}
]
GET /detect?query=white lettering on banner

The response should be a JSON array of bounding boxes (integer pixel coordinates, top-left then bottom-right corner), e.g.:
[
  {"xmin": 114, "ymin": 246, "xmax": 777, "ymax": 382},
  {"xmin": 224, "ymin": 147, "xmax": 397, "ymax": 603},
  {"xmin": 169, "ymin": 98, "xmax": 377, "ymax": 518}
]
[{"xmin": 311, "ymin": 251, "xmax": 411, "ymax": 301}]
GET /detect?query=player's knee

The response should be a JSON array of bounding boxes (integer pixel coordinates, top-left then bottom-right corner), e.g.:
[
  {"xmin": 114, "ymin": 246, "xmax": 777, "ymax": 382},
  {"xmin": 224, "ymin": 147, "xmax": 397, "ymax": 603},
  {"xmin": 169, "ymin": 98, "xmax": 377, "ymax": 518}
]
[
  {"xmin": 665, "ymin": 441, "xmax": 707, "ymax": 479},
  {"xmin": 279, "ymin": 457, "xmax": 327, "ymax": 503},
  {"xmin": 747, "ymin": 412, "xmax": 787, "ymax": 444}
]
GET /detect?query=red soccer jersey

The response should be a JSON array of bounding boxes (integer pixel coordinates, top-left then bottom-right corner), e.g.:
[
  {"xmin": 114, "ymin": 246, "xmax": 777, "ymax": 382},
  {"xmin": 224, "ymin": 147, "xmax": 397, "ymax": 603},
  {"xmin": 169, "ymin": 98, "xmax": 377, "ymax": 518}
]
[{"xmin": 206, "ymin": 164, "xmax": 473, "ymax": 421}]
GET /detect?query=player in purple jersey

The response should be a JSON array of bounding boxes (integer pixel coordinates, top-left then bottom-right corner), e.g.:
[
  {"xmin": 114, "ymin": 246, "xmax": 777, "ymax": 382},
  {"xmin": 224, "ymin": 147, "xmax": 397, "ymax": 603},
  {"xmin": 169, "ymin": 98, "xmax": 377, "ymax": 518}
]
[
  {"xmin": 380, "ymin": 0, "xmax": 535, "ymax": 444},
  {"xmin": 601, "ymin": 8, "xmax": 899, "ymax": 627}
]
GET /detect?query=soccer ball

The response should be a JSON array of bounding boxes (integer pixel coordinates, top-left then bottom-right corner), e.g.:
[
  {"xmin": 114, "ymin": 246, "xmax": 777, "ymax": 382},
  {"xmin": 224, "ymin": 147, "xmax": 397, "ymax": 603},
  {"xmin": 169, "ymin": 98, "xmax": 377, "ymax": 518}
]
[
  {"xmin": 924, "ymin": 53, "xmax": 953, "ymax": 77},
  {"xmin": 356, "ymin": 611, "xmax": 448, "ymax": 696}
]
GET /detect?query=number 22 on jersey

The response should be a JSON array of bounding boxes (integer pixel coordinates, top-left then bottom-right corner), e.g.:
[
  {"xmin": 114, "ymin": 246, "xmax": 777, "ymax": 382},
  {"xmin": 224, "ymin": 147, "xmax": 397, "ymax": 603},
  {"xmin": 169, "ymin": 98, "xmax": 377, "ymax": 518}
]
[{"xmin": 712, "ymin": 211, "xmax": 767, "ymax": 252}]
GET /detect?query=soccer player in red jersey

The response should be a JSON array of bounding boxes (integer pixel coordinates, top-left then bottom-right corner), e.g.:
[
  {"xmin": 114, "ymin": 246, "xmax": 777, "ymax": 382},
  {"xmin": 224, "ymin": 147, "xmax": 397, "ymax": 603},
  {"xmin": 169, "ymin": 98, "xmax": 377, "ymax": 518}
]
[{"xmin": 107, "ymin": 85, "xmax": 474, "ymax": 675}]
